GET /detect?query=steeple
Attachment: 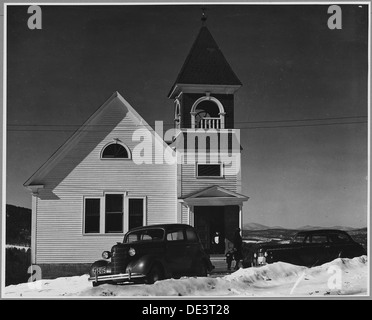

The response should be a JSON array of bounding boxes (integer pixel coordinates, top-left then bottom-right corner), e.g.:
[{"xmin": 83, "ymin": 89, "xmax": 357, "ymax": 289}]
[{"xmin": 168, "ymin": 24, "xmax": 242, "ymax": 99}]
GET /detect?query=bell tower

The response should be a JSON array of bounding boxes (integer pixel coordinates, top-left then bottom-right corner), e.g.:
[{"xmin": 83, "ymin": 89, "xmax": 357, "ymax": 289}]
[
  {"xmin": 168, "ymin": 13, "xmax": 242, "ymax": 130},
  {"xmin": 169, "ymin": 12, "xmax": 248, "ymax": 255}
]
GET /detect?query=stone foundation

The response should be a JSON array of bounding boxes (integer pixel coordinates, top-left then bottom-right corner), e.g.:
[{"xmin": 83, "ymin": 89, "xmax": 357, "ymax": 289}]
[{"xmin": 38, "ymin": 263, "xmax": 91, "ymax": 279}]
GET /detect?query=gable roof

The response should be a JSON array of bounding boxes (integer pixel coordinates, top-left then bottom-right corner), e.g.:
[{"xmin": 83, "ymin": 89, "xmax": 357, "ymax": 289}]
[
  {"xmin": 168, "ymin": 26, "xmax": 242, "ymax": 97},
  {"xmin": 24, "ymin": 91, "xmax": 172, "ymax": 187},
  {"xmin": 179, "ymin": 185, "xmax": 248, "ymax": 206}
]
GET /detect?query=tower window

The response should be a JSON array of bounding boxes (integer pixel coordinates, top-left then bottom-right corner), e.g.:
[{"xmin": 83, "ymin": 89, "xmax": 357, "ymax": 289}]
[
  {"xmin": 101, "ymin": 143, "xmax": 130, "ymax": 159},
  {"xmin": 196, "ymin": 163, "xmax": 223, "ymax": 178}
]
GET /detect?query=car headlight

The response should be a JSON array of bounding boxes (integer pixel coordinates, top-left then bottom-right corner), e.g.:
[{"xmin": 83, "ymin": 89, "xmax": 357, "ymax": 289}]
[
  {"xmin": 128, "ymin": 247, "xmax": 136, "ymax": 256},
  {"xmin": 102, "ymin": 251, "xmax": 111, "ymax": 259}
]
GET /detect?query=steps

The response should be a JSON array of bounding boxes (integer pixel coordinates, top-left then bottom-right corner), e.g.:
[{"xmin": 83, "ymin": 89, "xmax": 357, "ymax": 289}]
[{"xmin": 209, "ymin": 254, "xmax": 236, "ymax": 274}]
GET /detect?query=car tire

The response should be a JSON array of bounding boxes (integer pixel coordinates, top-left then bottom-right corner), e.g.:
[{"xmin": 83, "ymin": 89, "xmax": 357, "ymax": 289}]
[
  {"xmin": 196, "ymin": 261, "xmax": 208, "ymax": 277},
  {"xmin": 146, "ymin": 264, "xmax": 163, "ymax": 284}
]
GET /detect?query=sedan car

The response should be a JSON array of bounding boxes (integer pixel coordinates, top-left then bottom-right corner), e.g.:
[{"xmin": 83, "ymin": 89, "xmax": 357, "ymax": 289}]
[
  {"xmin": 245, "ymin": 229, "xmax": 366, "ymax": 268},
  {"xmin": 88, "ymin": 224, "xmax": 214, "ymax": 286}
]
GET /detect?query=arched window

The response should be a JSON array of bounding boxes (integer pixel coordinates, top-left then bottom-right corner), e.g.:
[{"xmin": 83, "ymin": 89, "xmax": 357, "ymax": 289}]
[
  {"xmin": 191, "ymin": 96, "xmax": 225, "ymax": 129},
  {"xmin": 101, "ymin": 142, "xmax": 130, "ymax": 159}
]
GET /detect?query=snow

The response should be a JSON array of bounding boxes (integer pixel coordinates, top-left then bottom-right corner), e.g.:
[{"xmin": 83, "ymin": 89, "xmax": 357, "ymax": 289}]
[
  {"xmin": 6, "ymin": 245, "xmax": 30, "ymax": 251},
  {"xmin": 3, "ymin": 256, "xmax": 368, "ymax": 298}
]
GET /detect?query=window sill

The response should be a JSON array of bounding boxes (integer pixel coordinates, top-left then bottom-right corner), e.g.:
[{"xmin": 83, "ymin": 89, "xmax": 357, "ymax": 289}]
[
  {"xmin": 196, "ymin": 176, "xmax": 225, "ymax": 179},
  {"xmin": 82, "ymin": 233, "xmax": 125, "ymax": 236}
]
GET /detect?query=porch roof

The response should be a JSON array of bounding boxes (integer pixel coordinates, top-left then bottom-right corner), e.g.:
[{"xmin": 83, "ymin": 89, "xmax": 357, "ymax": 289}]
[{"xmin": 179, "ymin": 185, "xmax": 249, "ymax": 206}]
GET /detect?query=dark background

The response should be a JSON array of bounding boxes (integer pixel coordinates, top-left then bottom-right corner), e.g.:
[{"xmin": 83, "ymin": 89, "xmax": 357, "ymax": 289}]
[{"xmin": 6, "ymin": 4, "xmax": 368, "ymax": 228}]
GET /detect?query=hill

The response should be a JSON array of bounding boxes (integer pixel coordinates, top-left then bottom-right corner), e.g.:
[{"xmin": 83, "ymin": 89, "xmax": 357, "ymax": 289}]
[{"xmin": 6, "ymin": 204, "xmax": 31, "ymax": 246}]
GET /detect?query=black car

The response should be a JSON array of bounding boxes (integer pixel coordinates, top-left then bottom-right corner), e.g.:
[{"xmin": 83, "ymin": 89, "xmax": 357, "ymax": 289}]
[
  {"xmin": 88, "ymin": 224, "xmax": 214, "ymax": 286},
  {"xmin": 245, "ymin": 229, "xmax": 366, "ymax": 268}
]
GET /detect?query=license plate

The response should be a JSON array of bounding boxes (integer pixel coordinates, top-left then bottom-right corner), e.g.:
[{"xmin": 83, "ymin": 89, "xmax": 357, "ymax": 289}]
[{"xmin": 93, "ymin": 267, "xmax": 107, "ymax": 275}]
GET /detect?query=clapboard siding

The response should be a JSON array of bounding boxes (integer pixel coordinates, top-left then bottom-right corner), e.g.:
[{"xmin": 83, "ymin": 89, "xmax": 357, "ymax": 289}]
[
  {"xmin": 180, "ymin": 158, "xmax": 239, "ymax": 197},
  {"xmin": 34, "ymin": 97, "xmax": 177, "ymax": 264}
]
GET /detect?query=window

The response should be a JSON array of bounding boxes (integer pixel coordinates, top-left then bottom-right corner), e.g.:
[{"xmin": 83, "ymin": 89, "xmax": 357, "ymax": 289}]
[
  {"xmin": 101, "ymin": 143, "xmax": 129, "ymax": 159},
  {"xmin": 186, "ymin": 228, "xmax": 198, "ymax": 242},
  {"xmin": 166, "ymin": 229, "xmax": 185, "ymax": 241},
  {"xmin": 84, "ymin": 198, "xmax": 100, "ymax": 233},
  {"xmin": 197, "ymin": 164, "xmax": 222, "ymax": 177},
  {"xmin": 129, "ymin": 198, "xmax": 144, "ymax": 230},
  {"xmin": 125, "ymin": 229, "xmax": 164, "ymax": 243},
  {"xmin": 311, "ymin": 234, "xmax": 328, "ymax": 244},
  {"xmin": 328, "ymin": 233, "xmax": 351, "ymax": 243},
  {"xmin": 105, "ymin": 194, "xmax": 124, "ymax": 233}
]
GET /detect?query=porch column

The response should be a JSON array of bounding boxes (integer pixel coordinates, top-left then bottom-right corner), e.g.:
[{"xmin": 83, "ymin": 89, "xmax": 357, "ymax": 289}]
[
  {"xmin": 188, "ymin": 205, "xmax": 194, "ymax": 226},
  {"xmin": 190, "ymin": 112, "xmax": 197, "ymax": 129},
  {"xmin": 239, "ymin": 204, "xmax": 243, "ymax": 231}
]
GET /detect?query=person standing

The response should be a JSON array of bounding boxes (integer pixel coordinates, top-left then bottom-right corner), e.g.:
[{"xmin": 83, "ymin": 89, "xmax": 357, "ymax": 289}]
[{"xmin": 233, "ymin": 228, "xmax": 243, "ymax": 270}]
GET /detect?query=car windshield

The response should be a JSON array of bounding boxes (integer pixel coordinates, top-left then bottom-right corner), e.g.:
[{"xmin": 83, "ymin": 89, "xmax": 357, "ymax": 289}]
[{"xmin": 124, "ymin": 228, "xmax": 165, "ymax": 243}]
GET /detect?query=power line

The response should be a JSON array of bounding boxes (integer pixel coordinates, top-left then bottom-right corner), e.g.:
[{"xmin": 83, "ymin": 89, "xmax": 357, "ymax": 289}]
[
  {"xmin": 7, "ymin": 120, "xmax": 368, "ymax": 132},
  {"xmin": 7, "ymin": 115, "xmax": 368, "ymax": 128}
]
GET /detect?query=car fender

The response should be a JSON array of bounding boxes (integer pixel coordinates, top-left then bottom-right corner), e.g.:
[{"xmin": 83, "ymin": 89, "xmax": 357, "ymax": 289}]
[{"xmin": 126, "ymin": 255, "xmax": 167, "ymax": 277}]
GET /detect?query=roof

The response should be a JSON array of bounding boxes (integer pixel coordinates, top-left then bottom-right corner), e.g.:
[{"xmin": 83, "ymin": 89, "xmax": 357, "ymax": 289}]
[
  {"xmin": 168, "ymin": 26, "xmax": 242, "ymax": 97},
  {"xmin": 179, "ymin": 185, "xmax": 248, "ymax": 206},
  {"xmin": 24, "ymin": 91, "xmax": 173, "ymax": 188}
]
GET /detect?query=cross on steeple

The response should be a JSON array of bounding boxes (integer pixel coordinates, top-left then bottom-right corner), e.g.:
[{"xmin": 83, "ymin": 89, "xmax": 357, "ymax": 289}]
[{"xmin": 201, "ymin": 7, "xmax": 207, "ymax": 25}]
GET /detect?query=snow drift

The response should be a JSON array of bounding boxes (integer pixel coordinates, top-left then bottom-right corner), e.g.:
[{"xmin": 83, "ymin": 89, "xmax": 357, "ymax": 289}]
[{"xmin": 3, "ymin": 256, "xmax": 368, "ymax": 298}]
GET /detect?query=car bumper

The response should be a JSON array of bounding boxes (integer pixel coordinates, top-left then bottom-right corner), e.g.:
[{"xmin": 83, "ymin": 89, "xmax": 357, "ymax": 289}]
[{"xmin": 89, "ymin": 271, "xmax": 146, "ymax": 285}]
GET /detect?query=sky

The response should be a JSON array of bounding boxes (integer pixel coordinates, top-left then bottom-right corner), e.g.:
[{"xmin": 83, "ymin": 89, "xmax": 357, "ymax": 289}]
[{"xmin": 5, "ymin": 3, "xmax": 369, "ymax": 229}]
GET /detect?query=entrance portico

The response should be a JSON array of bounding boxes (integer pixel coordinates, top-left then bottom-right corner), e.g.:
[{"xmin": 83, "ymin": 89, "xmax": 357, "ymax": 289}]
[{"xmin": 179, "ymin": 186, "xmax": 248, "ymax": 254}]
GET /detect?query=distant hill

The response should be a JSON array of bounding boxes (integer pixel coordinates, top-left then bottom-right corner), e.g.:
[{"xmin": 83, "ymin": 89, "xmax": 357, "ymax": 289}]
[
  {"xmin": 243, "ymin": 223, "xmax": 287, "ymax": 230},
  {"xmin": 6, "ymin": 204, "xmax": 31, "ymax": 246},
  {"xmin": 298, "ymin": 225, "xmax": 358, "ymax": 231}
]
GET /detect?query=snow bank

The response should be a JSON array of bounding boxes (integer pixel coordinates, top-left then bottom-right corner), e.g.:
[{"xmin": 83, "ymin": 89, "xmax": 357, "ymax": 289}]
[
  {"xmin": 6, "ymin": 245, "xmax": 30, "ymax": 251},
  {"xmin": 3, "ymin": 256, "xmax": 368, "ymax": 298}
]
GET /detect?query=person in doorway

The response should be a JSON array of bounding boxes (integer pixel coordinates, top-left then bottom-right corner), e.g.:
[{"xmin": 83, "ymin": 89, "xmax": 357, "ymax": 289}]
[
  {"xmin": 233, "ymin": 228, "xmax": 243, "ymax": 270},
  {"xmin": 212, "ymin": 231, "xmax": 221, "ymax": 254},
  {"xmin": 225, "ymin": 248, "xmax": 234, "ymax": 271}
]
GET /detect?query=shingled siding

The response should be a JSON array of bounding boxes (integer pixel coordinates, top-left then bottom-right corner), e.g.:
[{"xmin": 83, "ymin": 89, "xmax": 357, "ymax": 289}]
[{"xmin": 33, "ymin": 97, "xmax": 177, "ymax": 264}]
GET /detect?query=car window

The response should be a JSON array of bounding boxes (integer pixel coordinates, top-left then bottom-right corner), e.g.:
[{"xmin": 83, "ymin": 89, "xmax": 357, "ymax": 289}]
[
  {"xmin": 328, "ymin": 233, "xmax": 351, "ymax": 243},
  {"xmin": 292, "ymin": 234, "xmax": 307, "ymax": 243},
  {"xmin": 311, "ymin": 234, "xmax": 328, "ymax": 244},
  {"xmin": 186, "ymin": 228, "xmax": 198, "ymax": 242},
  {"xmin": 124, "ymin": 228, "xmax": 164, "ymax": 243},
  {"xmin": 166, "ymin": 229, "xmax": 185, "ymax": 241}
]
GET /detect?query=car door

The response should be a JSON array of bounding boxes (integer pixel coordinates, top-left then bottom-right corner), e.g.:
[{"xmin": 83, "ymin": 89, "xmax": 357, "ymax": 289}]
[
  {"xmin": 165, "ymin": 228, "xmax": 188, "ymax": 275},
  {"xmin": 184, "ymin": 227, "xmax": 201, "ymax": 270},
  {"xmin": 327, "ymin": 232, "xmax": 354, "ymax": 260},
  {"xmin": 309, "ymin": 234, "xmax": 330, "ymax": 266},
  {"xmin": 298, "ymin": 233, "xmax": 328, "ymax": 267}
]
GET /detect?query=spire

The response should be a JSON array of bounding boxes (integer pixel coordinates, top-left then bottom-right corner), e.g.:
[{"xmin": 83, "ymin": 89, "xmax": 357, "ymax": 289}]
[
  {"xmin": 168, "ymin": 23, "xmax": 242, "ymax": 98},
  {"xmin": 201, "ymin": 7, "xmax": 207, "ymax": 25}
]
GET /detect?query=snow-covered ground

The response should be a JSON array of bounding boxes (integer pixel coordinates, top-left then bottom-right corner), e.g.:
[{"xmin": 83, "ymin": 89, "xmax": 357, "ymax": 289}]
[
  {"xmin": 3, "ymin": 256, "xmax": 368, "ymax": 298},
  {"xmin": 5, "ymin": 245, "xmax": 30, "ymax": 251}
]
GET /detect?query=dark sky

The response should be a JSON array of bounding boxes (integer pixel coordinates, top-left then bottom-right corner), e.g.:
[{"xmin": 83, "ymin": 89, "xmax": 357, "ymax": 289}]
[{"xmin": 6, "ymin": 4, "xmax": 368, "ymax": 228}]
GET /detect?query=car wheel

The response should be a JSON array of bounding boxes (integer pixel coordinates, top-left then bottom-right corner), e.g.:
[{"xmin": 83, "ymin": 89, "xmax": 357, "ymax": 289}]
[
  {"xmin": 146, "ymin": 264, "xmax": 163, "ymax": 284},
  {"xmin": 196, "ymin": 261, "xmax": 208, "ymax": 277}
]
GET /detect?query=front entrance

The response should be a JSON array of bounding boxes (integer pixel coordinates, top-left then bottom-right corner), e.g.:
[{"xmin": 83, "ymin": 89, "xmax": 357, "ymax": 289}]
[{"xmin": 194, "ymin": 205, "xmax": 239, "ymax": 254}]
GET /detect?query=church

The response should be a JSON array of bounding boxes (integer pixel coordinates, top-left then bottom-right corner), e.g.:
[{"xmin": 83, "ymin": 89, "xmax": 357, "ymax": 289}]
[{"xmin": 24, "ymin": 17, "xmax": 249, "ymax": 277}]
